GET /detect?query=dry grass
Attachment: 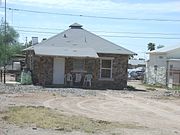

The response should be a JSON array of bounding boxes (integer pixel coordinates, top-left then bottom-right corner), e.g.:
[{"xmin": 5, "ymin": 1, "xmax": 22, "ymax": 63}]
[{"xmin": 2, "ymin": 106, "xmax": 145, "ymax": 133}]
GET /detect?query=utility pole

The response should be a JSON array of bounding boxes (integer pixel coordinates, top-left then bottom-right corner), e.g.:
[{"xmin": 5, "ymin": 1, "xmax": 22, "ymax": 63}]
[
  {"xmin": 3, "ymin": 0, "xmax": 7, "ymax": 84},
  {"xmin": 25, "ymin": 37, "xmax": 28, "ymax": 65},
  {"xmin": 25, "ymin": 37, "xmax": 28, "ymax": 48}
]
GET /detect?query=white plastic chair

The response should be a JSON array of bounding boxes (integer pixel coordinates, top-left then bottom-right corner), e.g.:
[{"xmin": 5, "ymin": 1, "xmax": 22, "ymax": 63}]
[
  {"xmin": 65, "ymin": 73, "xmax": 73, "ymax": 86},
  {"xmin": 83, "ymin": 74, "xmax": 93, "ymax": 87},
  {"xmin": 75, "ymin": 73, "xmax": 82, "ymax": 83}
]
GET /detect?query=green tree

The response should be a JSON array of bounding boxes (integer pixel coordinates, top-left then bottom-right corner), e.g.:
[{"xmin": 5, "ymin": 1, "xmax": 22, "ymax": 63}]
[
  {"xmin": 0, "ymin": 20, "xmax": 19, "ymax": 45},
  {"xmin": 27, "ymin": 40, "xmax": 32, "ymax": 47},
  {"xmin": 0, "ymin": 20, "xmax": 22, "ymax": 66},
  {"xmin": 147, "ymin": 42, "xmax": 155, "ymax": 51}
]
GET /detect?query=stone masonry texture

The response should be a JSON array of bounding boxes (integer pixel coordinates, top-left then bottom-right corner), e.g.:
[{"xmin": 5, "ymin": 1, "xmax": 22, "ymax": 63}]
[{"xmin": 28, "ymin": 53, "xmax": 129, "ymax": 89}]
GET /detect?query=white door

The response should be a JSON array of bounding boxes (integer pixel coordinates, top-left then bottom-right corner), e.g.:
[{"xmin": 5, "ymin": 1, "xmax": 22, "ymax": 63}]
[{"xmin": 53, "ymin": 58, "xmax": 65, "ymax": 84}]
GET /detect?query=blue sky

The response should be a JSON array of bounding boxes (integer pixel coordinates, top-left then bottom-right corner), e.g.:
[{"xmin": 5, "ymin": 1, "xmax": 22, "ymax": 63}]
[{"xmin": 0, "ymin": 0, "xmax": 180, "ymax": 59}]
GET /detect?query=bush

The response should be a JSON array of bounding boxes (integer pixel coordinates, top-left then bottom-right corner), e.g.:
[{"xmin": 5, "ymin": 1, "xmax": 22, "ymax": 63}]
[{"xmin": 127, "ymin": 85, "xmax": 136, "ymax": 90}]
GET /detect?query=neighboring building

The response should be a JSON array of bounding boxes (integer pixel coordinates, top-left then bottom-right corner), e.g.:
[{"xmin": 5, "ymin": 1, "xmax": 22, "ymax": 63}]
[
  {"xmin": 146, "ymin": 45, "xmax": 180, "ymax": 88},
  {"xmin": 128, "ymin": 59, "xmax": 146, "ymax": 69},
  {"xmin": 24, "ymin": 23, "xmax": 135, "ymax": 89},
  {"xmin": 2, "ymin": 54, "xmax": 25, "ymax": 71}
]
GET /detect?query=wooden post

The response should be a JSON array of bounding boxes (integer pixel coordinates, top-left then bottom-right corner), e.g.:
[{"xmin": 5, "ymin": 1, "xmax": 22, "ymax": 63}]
[{"xmin": 0, "ymin": 70, "xmax": 2, "ymax": 82}]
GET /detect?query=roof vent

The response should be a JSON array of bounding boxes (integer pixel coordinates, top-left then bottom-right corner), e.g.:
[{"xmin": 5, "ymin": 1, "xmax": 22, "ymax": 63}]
[
  {"xmin": 63, "ymin": 34, "xmax": 67, "ymax": 38},
  {"xmin": 32, "ymin": 37, "xmax": 38, "ymax": 45},
  {"xmin": 69, "ymin": 23, "xmax": 83, "ymax": 29}
]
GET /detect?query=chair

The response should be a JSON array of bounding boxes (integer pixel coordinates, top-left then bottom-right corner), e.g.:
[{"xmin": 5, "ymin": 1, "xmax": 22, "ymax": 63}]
[
  {"xmin": 75, "ymin": 73, "xmax": 82, "ymax": 83},
  {"xmin": 83, "ymin": 74, "xmax": 93, "ymax": 87},
  {"xmin": 65, "ymin": 73, "xmax": 73, "ymax": 86}
]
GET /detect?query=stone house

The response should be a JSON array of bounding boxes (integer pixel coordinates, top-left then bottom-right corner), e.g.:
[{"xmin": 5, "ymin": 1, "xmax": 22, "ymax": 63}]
[
  {"xmin": 24, "ymin": 23, "xmax": 135, "ymax": 89},
  {"xmin": 146, "ymin": 45, "xmax": 180, "ymax": 88}
]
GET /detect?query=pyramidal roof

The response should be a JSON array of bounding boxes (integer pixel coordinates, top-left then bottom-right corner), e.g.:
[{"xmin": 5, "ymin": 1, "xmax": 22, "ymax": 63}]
[{"xmin": 30, "ymin": 23, "xmax": 135, "ymax": 55}]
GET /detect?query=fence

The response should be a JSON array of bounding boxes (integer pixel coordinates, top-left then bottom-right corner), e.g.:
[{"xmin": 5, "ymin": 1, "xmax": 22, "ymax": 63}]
[{"xmin": 168, "ymin": 68, "xmax": 180, "ymax": 89}]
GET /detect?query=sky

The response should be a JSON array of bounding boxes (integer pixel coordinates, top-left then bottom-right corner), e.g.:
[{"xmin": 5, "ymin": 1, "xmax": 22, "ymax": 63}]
[{"xmin": 0, "ymin": 0, "xmax": 180, "ymax": 59}]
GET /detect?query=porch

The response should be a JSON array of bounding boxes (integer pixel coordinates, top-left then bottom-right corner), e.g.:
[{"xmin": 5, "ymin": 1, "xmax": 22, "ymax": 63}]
[
  {"xmin": 32, "ymin": 56, "xmax": 114, "ymax": 88},
  {"xmin": 31, "ymin": 53, "xmax": 128, "ymax": 89},
  {"xmin": 59, "ymin": 57, "xmax": 99, "ymax": 88}
]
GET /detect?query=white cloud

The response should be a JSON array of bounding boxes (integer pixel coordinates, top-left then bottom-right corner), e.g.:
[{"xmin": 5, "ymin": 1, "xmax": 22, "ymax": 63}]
[{"xmin": 7, "ymin": 0, "xmax": 180, "ymax": 14}]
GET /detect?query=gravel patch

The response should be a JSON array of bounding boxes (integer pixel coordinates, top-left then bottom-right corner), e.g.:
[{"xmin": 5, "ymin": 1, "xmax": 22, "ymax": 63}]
[
  {"xmin": 103, "ymin": 89, "xmax": 180, "ymax": 99},
  {"xmin": 0, "ymin": 83, "xmax": 97, "ymax": 97},
  {"xmin": 1, "ymin": 82, "xmax": 179, "ymax": 98}
]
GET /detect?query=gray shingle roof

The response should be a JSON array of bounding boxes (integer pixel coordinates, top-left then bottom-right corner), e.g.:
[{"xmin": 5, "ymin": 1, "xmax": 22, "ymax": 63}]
[
  {"xmin": 34, "ymin": 46, "xmax": 98, "ymax": 58},
  {"xmin": 27, "ymin": 23, "xmax": 135, "ymax": 56}
]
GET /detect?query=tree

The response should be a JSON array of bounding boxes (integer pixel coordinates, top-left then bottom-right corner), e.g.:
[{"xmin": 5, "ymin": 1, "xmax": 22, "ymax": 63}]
[
  {"xmin": 27, "ymin": 40, "xmax": 32, "ymax": 47},
  {"xmin": 0, "ymin": 20, "xmax": 21, "ymax": 66},
  {"xmin": 147, "ymin": 42, "xmax": 155, "ymax": 51},
  {"xmin": 0, "ymin": 20, "xmax": 19, "ymax": 45}
]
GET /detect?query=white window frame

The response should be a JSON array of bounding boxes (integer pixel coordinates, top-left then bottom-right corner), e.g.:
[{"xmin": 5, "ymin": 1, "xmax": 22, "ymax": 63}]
[{"xmin": 99, "ymin": 57, "xmax": 113, "ymax": 80}]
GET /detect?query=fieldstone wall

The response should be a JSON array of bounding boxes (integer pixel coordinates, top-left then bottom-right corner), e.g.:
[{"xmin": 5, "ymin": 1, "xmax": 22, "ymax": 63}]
[
  {"xmin": 32, "ymin": 56, "xmax": 53, "ymax": 85},
  {"xmin": 64, "ymin": 54, "xmax": 128, "ymax": 89},
  {"xmin": 146, "ymin": 66, "xmax": 166, "ymax": 85},
  {"xmin": 93, "ymin": 53, "xmax": 129, "ymax": 90},
  {"xmin": 65, "ymin": 58, "xmax": 73, "ymax": 74},
  {"xmin": 25, "ymin": 50, "xmax": 34, "ymax": 70},
  {"xmin": 64, "ymin": 58, "xmax": 98, "ymax": 83},
  {"xmin": 30, "ymin": 54, "xmax": 129, "ymax": 89}
]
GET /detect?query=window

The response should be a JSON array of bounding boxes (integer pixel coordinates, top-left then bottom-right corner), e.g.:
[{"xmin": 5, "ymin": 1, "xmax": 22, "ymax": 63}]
[
  {"xmin": 100, "ymin": 58, "xmax": 113, "ymax": 79},
  {"xmin": 73, "ymin": 59, "xmax": 84, "ymax": 71}
]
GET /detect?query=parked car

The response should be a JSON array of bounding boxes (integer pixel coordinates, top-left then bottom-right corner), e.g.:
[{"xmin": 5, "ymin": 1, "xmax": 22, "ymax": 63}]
[{"xmin": 128, "ymin": 70, "xmax": 145, "ymax": 80}]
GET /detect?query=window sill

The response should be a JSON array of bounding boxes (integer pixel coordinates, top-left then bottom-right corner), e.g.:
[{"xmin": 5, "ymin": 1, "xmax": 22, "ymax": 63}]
[{"xmin": 98, "ymin": 78, "xmax": 114, "ymax": 81}]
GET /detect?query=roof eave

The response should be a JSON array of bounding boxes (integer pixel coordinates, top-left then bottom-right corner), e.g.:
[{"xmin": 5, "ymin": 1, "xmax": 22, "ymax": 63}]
[
  {"xmin": 97, "ymin": 52, "xmax": 136, "ymax": 55},
  {"xmin": 35, "ymin": 54, "xmax": 99, "ymax": 58},
  {"xmin": 147, "ymin": 51, "xmax": 166, "ymax": 54}
]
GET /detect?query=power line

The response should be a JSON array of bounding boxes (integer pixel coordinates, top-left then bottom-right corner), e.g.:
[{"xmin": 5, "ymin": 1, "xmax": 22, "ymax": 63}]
[
  {"xmin": 12, "ymin": 25, "xmax": 180, "ymax": 36},
  {"xmin": 100, "ymin": 35, "xmax": 180, "ymax": 39},
  {"xmin": 17, "ymin": 29, "xmax": 57, "ymax": 34},
  {"xmin": 96, "ymin": 31, "xmax": 180, "ymax": 36},
  {"xmin": 0, "ymin": 7, "xmax": 180, "ymax": 22},
  {"xmin": 16, "ymin": 29, "xmax": 180, "ymax": 39},
  {"xmin": 20, "ymin": 32, "xmax": 53, "ymax": 36},
  {"xmin": 13, "ymin": 25, "xmax": 64, "ymax": 31}
]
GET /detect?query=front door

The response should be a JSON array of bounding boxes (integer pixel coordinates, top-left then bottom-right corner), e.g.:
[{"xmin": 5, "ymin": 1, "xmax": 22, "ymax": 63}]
[{"xmin": 53, "ymin": 57, "xmax": 65, "ymax": 84}]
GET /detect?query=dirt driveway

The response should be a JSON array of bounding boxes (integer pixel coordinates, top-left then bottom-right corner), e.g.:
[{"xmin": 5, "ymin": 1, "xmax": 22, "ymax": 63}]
[
  {"xmin": 43, "ymin": 91, "xmax": 180, "ymax": 135},
  {"xmin": 0, "ymin": 82, "xmax": 180, "ymax": 135}
]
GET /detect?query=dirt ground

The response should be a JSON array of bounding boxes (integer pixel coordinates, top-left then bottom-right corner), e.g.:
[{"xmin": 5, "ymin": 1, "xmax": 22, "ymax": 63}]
[{"xmin": 0, "ymin": 81, "xmax": 180, "ymax": 135}]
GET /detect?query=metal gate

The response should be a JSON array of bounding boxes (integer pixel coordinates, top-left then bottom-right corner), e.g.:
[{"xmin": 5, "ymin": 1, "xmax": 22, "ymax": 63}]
[{"xmin": 168, "ymin": 69, "xmax": 180, "ymax": 89}]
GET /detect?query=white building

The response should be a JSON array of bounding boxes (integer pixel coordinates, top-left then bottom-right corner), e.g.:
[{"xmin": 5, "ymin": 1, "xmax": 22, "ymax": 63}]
[{"xmin": 146, "ymin": 45, "xmax": 180, "ymax": 88}]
